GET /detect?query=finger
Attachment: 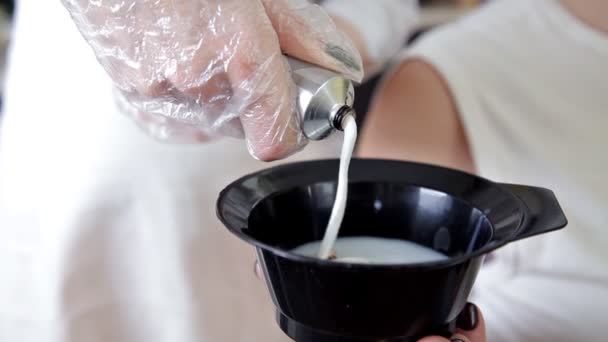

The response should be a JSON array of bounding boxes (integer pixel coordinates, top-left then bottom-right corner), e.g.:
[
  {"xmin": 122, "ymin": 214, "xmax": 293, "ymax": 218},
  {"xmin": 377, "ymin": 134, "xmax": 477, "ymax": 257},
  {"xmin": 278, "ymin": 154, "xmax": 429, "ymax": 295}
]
[
  {"xmin": 454, "ymin": 303, "xmax": 486, "ymax": 342},
  {"xmin": 226, "ymin": 0, "xmax": 305, "ymax": 161},
  {"xmin": 261, "ymin": 0, "xmax": 364, "ymax": 81}
]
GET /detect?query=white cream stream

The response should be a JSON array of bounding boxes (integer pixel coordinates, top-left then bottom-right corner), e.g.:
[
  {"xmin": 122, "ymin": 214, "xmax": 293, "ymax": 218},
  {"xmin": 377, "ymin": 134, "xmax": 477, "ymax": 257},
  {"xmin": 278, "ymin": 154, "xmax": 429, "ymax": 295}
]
[
  {"xmin": 296, "ymin": 114, "xmax": 446, "ymax": 264},
  {"xmin": 317, "ymin": 115, "xmax": 357, "ymax": 259}
]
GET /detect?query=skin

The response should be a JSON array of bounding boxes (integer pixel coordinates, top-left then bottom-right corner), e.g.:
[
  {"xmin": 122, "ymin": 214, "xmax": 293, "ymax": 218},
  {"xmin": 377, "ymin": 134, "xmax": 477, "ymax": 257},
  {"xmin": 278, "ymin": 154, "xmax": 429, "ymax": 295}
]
[
  {"xmin": 560, "ymin": 0, "xmax": 608, "ymax": 34},
  {"xmin": 357, "ymin": 59, "xmax": 475, "ymax": 173}
]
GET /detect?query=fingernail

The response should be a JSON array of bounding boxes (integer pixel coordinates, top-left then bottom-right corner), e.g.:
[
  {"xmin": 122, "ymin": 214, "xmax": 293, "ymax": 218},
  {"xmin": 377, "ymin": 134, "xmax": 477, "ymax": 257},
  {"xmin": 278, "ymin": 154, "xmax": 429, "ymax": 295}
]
[
  {"xmin": 450, "ymin": 339, "xmax": 465, "ymax": 342},
  {"xmin": 457, "ymin": 303, "xmax": 479, "ymax": 331},
  {"xmin": 324, "ymin": 43, "xmax": 362, "ymax": 72}
]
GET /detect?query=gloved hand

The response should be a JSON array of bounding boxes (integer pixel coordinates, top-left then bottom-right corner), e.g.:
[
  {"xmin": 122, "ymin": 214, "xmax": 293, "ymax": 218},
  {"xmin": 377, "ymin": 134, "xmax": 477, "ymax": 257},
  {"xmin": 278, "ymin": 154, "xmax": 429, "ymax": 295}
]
[{"xmin": 62, "ymin": 0, "xmax": 363, "ymax": 161}]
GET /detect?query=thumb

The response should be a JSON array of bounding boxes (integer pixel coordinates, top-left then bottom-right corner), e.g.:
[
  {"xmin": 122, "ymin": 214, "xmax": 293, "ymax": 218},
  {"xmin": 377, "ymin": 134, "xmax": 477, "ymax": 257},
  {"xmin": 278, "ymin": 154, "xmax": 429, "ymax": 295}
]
[{"xmin": 261, "ymin": 0, "xmax": 364, "ymax": 82}]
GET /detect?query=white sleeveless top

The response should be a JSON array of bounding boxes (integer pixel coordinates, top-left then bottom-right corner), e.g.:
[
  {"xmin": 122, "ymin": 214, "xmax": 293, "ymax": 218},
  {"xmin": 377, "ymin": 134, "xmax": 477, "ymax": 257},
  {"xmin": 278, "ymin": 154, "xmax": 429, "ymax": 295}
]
[{"xmin": 403, "ymin": 0, "xmax": 608, "ymax": 340}]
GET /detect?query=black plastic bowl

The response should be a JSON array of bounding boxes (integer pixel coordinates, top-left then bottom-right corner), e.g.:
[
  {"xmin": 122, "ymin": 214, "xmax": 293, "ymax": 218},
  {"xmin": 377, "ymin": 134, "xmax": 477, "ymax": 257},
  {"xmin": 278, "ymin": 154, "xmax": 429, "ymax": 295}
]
[{"xmin": 216, "ymin": 159, "xmax": 567, "ymax": 341}]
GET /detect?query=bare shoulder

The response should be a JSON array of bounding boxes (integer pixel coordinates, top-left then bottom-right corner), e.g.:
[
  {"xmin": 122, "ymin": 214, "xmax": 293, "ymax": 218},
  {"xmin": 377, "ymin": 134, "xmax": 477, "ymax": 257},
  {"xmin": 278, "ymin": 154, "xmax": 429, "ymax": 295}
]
[{"xmin": 358, "ymin": 58, "xmax": 475, "ymax": 173}]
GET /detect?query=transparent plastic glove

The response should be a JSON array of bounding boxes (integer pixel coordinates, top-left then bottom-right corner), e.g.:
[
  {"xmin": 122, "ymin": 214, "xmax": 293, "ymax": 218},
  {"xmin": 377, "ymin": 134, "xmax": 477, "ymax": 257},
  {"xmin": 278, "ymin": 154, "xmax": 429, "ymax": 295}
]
[{"xmin": 62, "ymin": 0, "xmax": 363, "ymax": 161}]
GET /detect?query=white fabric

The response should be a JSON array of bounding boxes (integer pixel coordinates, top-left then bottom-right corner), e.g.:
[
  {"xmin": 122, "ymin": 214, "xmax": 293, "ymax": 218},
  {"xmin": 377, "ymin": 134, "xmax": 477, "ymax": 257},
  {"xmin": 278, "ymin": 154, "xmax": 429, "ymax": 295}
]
[
  {"xmin": 403, "ymin": 0, "xmax": 608, "ymax": 340},
  {"xmin": 0, "ymin": 1, "xmax": 416, "ymax": 342}
]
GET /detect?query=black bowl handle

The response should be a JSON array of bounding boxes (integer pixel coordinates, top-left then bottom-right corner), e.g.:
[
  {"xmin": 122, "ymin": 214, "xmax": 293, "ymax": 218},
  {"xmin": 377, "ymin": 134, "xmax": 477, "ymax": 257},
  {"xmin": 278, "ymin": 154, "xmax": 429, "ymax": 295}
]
[{"xmin": 499, "ymin": 183, "xmax": 568, "ymax": 241}]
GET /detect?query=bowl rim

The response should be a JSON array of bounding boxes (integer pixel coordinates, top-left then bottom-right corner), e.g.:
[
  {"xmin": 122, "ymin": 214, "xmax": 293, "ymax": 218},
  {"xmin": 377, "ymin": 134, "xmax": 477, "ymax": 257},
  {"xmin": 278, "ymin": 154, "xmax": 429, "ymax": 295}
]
[{"xmin": 217, "ymin": 158, "xmax": 526, "ymax": 271}]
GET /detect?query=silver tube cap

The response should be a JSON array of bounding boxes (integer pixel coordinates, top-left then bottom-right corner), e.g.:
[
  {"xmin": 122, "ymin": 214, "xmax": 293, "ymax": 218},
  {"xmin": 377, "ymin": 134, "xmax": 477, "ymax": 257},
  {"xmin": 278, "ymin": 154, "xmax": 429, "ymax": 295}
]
[{"xmin": 288, "ymin": 57, "xmax": 356, "ymax": 140}]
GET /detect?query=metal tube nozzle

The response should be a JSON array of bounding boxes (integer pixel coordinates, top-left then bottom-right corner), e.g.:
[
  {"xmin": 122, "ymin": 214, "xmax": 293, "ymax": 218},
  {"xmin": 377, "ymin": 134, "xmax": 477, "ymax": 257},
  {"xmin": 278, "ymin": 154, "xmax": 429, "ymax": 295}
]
[
  {"xmin": 287, "ymin": 57, "xmax": 356, "ymax": 140},
  {"xmin": 330, "ymin": 106, "xmax": 356, "ymax": 132}
]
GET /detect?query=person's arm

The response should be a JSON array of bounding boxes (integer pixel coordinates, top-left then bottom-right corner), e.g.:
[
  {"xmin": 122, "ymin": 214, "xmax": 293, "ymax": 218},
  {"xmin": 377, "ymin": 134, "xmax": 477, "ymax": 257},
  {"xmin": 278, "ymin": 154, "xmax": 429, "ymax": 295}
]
[{"xmin": 357, "ymin": 59, "xmax": 475, "ymax": 174}]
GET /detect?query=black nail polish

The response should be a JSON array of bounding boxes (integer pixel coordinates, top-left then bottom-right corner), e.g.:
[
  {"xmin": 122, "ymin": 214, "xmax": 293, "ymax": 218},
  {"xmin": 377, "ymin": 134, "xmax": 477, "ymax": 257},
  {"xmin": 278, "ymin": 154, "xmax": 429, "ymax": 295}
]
[
  {"xmin": 450, "ymin": 339, "xmax": 465, "ymax": 342},
  {"xmin": 457, "ymin": 303, "xmax": 479, "ymax": 331}
]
